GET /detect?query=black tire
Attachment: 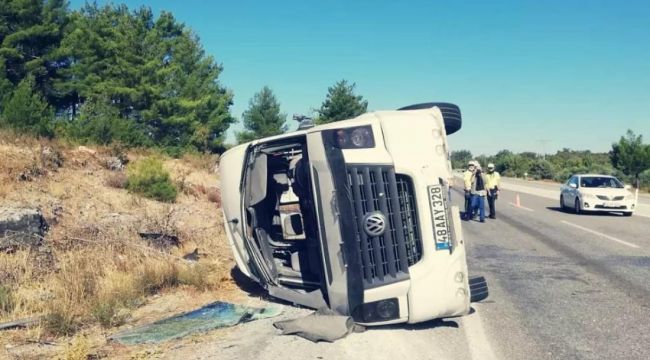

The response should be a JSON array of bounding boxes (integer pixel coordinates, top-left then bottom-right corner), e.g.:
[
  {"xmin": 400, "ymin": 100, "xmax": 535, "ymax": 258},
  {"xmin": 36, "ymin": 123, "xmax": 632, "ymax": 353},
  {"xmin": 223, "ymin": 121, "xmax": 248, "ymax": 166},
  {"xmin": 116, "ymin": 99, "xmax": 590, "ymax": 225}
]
[
  {"xmin": 397, "ymin": 102, "xmax": 462, "ymax": 135},
  {"xmin": 560, "ymin": 195, "xmax": 566, "ymax": 211},
  {"xmin": 623, "ymin": 212, "xmax": 633, "ymax": 217},
  {"xmin": 574, "ymin": 198, "xmax": 581, "ymax": 215}
]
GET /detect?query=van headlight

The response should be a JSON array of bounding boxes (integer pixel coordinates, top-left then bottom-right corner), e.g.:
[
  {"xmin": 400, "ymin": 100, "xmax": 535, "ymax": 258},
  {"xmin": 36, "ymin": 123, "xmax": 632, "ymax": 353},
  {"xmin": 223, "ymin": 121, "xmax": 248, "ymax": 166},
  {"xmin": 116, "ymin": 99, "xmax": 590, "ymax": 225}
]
[
  {"xmin": 325, "ymin": 125, "xmax": 375, "ymax": 149},
  {"xmin": 352, "ymin": 298, "xmax": 399, "ymax": 322}
]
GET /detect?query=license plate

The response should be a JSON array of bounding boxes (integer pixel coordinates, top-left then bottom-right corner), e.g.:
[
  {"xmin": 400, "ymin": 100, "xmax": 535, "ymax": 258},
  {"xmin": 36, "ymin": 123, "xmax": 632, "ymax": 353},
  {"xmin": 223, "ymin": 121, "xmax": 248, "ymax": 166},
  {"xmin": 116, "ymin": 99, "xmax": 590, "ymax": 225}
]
[
  {"xmin": 428, "ymin": 185, "xmax": 450, "ymax": 250},
  {"xmin": 604, "ymin": 201, "xmax": 616, "ymax": 208}
]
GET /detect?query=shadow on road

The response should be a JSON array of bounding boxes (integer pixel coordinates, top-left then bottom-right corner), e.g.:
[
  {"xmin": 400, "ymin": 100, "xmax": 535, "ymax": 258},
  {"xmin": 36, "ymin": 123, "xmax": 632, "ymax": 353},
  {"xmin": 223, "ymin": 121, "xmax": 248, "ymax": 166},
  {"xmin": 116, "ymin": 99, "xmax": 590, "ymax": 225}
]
[
  {"xmin": 545, "ymin": 206, "xmax": 628, "ymax": 217},
  {"xmin": 375, "ymin": 317, "xmax": 460, "ymax": 331},
  {"xmin": 230, "ymin": 266, "xmax": 266, "ymax": 296},
  {"xmin": 374, "ymin": 308, "xmax": 483, "ymax": 331},
  {"xmin": 229, "ymin": 267, "xmax": 317, "ymax": 310}
]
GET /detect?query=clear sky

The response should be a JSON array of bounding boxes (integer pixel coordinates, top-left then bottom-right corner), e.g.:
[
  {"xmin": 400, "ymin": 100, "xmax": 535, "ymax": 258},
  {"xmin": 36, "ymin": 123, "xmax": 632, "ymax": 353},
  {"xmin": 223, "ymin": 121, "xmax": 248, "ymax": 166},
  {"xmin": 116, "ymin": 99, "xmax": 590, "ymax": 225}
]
[{"xmin": 69, "ymin": 0, "xmax": 650, "ymax": 155}]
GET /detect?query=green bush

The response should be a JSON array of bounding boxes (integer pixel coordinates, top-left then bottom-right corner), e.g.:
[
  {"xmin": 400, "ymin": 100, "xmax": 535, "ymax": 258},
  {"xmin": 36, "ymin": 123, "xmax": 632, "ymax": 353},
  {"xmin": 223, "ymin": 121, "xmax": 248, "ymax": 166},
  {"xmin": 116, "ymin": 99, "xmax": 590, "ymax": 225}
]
[
  {"xmin": 529, "ymin": 159, "xmax": 555, "ymax": 180},
  {"xmin": 126, "ymin": 157, "xmax": 177, "ymax": 202}
]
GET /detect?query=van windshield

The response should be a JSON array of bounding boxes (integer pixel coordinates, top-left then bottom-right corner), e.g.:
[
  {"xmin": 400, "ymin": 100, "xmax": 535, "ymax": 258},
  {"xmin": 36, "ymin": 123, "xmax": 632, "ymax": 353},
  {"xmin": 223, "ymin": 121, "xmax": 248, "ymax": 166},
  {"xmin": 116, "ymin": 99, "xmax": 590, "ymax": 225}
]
[{"xmin": 580, "ymin": 176, "xmax": 623, "ymax": 188}]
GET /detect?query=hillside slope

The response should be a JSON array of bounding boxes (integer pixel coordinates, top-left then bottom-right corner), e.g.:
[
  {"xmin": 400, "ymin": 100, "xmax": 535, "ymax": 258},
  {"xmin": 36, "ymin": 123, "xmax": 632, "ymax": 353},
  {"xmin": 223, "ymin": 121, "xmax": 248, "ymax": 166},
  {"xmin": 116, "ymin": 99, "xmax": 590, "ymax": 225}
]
[{"xmin": 0, "ymin": 133, "xmax": 251, "ymax": 359}]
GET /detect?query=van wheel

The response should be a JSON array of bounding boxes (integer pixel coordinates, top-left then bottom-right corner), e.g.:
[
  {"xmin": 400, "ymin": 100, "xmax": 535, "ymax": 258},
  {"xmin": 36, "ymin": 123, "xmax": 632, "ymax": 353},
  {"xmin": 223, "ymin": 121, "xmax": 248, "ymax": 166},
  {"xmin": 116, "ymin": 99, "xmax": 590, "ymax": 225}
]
[
  {"xmin": 574, "ymin": 198, "xmax": 581, "ymax": 215},
  {"xmin": 397, "ymin": 102, "xmax": 462, "ymax": 135},
  {"xmin": 623, "ymin": 212, "xmax": 633, "ymax": 217},
  {"xmin": 560, "ymin": 195, "xmax": 566, "ymax": 211}
]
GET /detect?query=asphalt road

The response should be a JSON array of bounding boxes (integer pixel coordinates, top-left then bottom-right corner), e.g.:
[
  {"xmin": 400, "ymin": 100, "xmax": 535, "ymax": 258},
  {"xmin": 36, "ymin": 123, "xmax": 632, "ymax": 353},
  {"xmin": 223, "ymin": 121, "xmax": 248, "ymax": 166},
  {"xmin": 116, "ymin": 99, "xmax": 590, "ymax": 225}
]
[{"xmin": 166, "ymin": 180, "xmax": 650, "ymax": 360}]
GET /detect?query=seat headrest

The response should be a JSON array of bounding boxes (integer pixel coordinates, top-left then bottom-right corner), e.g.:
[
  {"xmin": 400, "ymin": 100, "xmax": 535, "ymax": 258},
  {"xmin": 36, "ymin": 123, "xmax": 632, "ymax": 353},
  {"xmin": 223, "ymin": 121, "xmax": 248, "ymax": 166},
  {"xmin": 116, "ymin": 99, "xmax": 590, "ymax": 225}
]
[{"xmin": 273, "ymin": 173, "xmax": 289, "ymax": 185}]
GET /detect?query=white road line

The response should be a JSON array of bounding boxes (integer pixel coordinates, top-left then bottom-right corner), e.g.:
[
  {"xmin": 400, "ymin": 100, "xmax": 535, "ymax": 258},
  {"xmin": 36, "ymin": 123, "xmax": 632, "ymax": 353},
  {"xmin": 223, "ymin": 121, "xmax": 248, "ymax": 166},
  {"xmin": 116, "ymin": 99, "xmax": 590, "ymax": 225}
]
[
  {"xmin": 560, "ymin": 220, "xmax": 640, "ymax": 249},
  {"xmin": 508, "ymin": 202, "xmax": 534, "ymax": 212},
  {"xmin": 461, "ymin": 306, "xmax": 498, "ymax": 360}
]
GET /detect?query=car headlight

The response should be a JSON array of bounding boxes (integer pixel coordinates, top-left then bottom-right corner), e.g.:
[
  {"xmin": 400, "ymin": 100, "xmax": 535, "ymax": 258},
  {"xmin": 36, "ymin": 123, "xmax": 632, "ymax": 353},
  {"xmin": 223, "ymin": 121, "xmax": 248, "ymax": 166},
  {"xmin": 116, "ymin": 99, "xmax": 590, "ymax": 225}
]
[
  {"xmin": 324, "ymin": 125, "xmax": 375, "ymax": 149},
  {"xmin": 626, "ymin": 193, "xmax": 634, "ymax": 201},
  {"xmin": 580, "ymin": 192, "xmax": 594, "ymax": 199}
]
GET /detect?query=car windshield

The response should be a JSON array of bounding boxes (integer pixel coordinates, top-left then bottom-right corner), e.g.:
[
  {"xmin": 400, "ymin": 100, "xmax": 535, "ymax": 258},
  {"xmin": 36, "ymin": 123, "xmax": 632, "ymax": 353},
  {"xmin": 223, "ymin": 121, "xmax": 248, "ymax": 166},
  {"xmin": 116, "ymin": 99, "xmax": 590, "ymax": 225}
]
[{"xmin": 580, "ymin": 176, "xmax": 623, "ymax": 188}]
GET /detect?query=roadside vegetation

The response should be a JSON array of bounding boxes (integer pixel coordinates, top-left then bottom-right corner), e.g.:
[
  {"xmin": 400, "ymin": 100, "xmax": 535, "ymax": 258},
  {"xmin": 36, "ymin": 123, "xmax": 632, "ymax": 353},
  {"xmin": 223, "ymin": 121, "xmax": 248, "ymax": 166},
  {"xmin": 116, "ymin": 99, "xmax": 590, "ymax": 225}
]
[
  {"xmin": 0, "ymin": 131, "xmax": 237, "ymax": 358},
  {"xmin": 451, "ymin": 130, "xmax": 650, "ymax": 190},
  {"xmin": 0, "ymin": 1, "xmax": 370, "ymax": 154},
  {"xmin": 126, "ymin": 157, "xmax": 178, "ymax": 202}
]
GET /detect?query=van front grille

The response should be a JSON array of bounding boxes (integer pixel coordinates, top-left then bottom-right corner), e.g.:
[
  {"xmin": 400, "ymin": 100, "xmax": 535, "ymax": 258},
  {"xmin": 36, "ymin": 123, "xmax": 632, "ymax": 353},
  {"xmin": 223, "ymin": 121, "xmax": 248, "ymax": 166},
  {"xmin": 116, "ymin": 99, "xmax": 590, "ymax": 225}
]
[{"xmin": 346, "ymin": 165, "xmax": 422, "ymax": 288}]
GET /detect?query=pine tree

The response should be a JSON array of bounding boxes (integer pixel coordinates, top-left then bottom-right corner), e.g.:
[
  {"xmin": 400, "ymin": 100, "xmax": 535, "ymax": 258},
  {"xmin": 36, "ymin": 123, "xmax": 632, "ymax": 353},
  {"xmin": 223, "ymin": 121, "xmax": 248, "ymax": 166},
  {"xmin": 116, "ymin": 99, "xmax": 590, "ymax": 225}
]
[
  {"xmin": 1, "ymin": 1, "xmax": 235, "ymax": 152},
  {"xmin": 1, "ymin": 75, "xmax": 53, "ymax": 136},
  {"xmin": 58, "ymin": 5, "xmax": 234, "ymax": 152},
  {"xmin": 236, "ymin": 86, "xmax": 287, "ymax": 143},
  {"xmin": 0, "ymin": 58, "xmax": 12, "ymax": 110},
  {"xmin": 316, "ymin": 80, "xmax": 368, "ymax": 124},
  {"xmin": 141, "ymin": 11, "xmax": 234, "ymax": 152},
  {"xmin": 0, "ymin": 0, "xmax": 69, "ymax": 106},
  {"xmin": 56, "ymin": 3, "xmax": 148, "ymax": 118}
]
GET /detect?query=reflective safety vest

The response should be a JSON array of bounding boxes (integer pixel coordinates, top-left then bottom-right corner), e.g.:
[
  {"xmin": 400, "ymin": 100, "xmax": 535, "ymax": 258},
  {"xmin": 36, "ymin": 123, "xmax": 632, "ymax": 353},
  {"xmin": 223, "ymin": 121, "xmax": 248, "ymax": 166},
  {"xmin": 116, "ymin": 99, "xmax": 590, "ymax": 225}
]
[
  {"xmin": 485, "ymin": 171, "xmax": 501, "ymax": 190},
  {"xmin": 463, "ymin": 170, "xmax": 473, "ymax": 190}
]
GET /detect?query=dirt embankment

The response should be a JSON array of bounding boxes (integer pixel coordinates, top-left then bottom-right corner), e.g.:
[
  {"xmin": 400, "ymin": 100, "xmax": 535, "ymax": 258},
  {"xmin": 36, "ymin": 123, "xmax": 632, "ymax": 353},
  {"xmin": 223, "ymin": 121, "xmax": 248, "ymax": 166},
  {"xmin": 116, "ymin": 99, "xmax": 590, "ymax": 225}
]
[{"xmin": 0, "ymin": 133, "xmax": 250, "ymax": 359}]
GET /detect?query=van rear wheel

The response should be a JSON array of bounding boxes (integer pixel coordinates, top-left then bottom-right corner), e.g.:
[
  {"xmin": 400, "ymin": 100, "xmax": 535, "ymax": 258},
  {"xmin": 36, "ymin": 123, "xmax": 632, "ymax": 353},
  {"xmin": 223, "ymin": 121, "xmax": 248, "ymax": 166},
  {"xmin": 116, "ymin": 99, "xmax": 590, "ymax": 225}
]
[{"xmin": 397, "ymin": 102, "xmax": 462, "ymax": 135}]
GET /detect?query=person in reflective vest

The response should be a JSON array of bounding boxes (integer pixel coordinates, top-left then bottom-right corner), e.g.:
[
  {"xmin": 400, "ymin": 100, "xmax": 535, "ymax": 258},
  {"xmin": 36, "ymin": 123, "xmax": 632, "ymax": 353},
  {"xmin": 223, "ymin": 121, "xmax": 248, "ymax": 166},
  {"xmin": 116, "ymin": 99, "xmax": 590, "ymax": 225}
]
[
  {"xmin": 469, "ymin": 164, "xmax": 488, "ymax": 222},
  {"xmin": 463, "ymin": 161, "xmax": 476, "ymax": 220},
  {"xmin": 485, "ymin": 163, "xmax": 501, "ymax": 219}
]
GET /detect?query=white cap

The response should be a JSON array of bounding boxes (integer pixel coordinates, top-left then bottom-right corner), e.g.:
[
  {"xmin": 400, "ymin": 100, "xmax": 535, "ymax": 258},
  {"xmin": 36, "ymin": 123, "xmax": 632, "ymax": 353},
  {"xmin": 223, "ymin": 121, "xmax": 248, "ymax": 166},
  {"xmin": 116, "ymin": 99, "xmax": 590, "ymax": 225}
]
[{"xmin": 487, "ymin": 163, "xmax": 495, "ymax": 169}]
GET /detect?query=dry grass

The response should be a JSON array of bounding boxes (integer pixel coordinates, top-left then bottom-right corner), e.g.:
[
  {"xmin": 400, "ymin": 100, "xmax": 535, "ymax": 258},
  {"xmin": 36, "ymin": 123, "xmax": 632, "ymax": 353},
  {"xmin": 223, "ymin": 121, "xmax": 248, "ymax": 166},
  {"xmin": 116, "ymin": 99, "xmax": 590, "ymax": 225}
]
[
  {"xmin": 206, "ymin": 187, "xmax": 221, "ymax": 206},
  {"xmin": 0, "ymin": 131, "xmax": 235, "ymax": 358},
  {"xmin": 59, "ymin": 333, "xmax": 91, "ymax": 360},
  {"xmin": 105, "ymin": 171, "xmax": 127, "ymax": 188},
  {"xmin": 181, "ymin": 152, "xmax": 219, "ymax": 173}
]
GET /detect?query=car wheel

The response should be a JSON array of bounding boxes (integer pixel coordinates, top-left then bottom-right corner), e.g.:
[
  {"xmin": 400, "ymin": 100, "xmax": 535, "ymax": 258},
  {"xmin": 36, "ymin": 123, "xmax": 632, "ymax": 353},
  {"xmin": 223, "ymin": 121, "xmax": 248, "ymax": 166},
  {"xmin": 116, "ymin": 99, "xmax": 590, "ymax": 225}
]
[
  {"xmin": 560, "ymin": 195, "xmax": 566, "ymax": 211},
  {"xmin": 623, "ymin": 212, "xmax": 633, "ymax": 217},
  {"xmin": 574, "ymin": 198, "xmax": 581, "ymax": 215}
]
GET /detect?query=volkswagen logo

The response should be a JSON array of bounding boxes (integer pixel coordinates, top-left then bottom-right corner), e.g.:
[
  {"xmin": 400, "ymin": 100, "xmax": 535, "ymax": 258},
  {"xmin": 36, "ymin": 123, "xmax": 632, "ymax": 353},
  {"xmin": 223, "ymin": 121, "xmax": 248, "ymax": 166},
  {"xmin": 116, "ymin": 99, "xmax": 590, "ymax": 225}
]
[{"xmin": 363, "ymin": 212, "xmax": 387, "ymax": 237}]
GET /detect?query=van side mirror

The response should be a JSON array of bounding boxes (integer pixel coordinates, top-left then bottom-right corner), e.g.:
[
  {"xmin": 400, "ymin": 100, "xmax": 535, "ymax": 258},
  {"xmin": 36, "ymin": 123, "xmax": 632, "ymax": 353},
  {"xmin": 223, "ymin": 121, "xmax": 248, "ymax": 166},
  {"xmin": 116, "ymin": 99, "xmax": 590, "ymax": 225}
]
[{"xmin": 569, "ymin": 183, "xmax": 577, "ymax": 189}]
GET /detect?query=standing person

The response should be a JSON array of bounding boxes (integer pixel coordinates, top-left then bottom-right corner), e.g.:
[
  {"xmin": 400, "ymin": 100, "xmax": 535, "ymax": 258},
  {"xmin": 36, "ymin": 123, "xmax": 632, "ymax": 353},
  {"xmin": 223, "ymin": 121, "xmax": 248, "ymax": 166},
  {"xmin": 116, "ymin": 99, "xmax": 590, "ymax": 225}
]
[
  {"xmin": 463, "ymin": 161, "xmax": 476, "ymax": 220},
  {"xmin": 485, "ymin": 163, "xmax": 501, "ymax": 219},
  {"xmin": 470, "ymin": 165, "xmax": 488, "ymax": 222}
]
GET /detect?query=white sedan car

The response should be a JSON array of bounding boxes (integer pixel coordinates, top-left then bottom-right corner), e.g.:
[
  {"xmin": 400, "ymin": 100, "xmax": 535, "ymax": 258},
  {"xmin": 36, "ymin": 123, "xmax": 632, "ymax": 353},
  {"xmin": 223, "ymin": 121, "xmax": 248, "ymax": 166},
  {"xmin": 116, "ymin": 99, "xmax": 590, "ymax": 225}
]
[{"xmin": 560, "ymin": 174, "xmax": 636, "ymax": 216}]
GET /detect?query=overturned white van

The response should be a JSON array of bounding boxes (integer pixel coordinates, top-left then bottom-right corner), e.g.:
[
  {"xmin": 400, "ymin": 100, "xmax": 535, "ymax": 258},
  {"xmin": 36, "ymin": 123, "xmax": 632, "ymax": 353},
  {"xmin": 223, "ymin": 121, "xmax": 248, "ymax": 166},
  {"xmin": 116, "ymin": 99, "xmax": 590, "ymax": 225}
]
[{"xmin": 220, "ymin": 103, "xmax": 487, "ymax": 325}]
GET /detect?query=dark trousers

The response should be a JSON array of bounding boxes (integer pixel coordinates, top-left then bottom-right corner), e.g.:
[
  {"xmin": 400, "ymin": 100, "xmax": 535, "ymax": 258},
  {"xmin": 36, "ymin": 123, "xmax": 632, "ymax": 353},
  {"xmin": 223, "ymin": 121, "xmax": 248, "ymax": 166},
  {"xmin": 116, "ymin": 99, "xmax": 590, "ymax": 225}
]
[
  {"xmin": 464, "ymin": 192, "xmax": 471, "ymax": 219},
  {"xmin": 487, "ymin": 195, "xmax": 496, "ymax": 217}
]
